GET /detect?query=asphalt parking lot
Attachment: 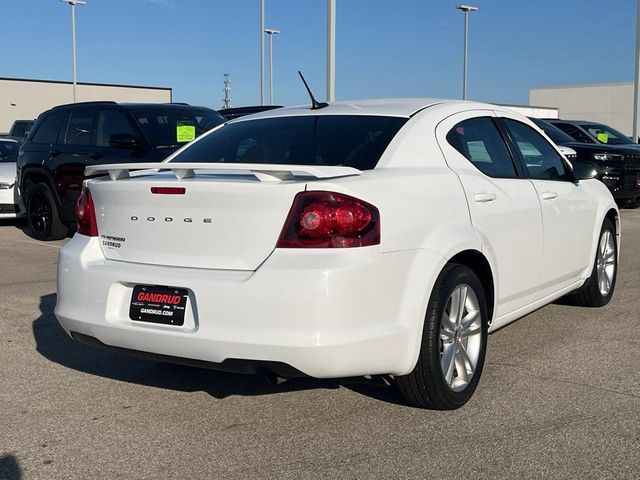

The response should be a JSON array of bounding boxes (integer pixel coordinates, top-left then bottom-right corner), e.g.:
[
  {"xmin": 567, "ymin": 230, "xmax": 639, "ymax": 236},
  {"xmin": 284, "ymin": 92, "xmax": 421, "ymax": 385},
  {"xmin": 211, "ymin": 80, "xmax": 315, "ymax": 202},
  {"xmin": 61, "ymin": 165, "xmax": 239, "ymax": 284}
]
[{"xmin": 1, "ymin": 212, "xmax": 639, "ymax": 480}]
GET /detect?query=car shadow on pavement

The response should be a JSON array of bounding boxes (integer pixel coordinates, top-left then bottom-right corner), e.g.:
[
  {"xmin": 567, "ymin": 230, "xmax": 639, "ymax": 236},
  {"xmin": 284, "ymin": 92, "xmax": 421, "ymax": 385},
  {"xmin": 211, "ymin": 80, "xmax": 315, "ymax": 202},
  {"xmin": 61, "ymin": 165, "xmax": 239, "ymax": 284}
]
[
  {"xmin": 33, "ymin": 293, "xmax": 406, "ymax": 405},
  {"xmin": 0, "ymin": 453, "xmax": 22, "ymax": 480}
]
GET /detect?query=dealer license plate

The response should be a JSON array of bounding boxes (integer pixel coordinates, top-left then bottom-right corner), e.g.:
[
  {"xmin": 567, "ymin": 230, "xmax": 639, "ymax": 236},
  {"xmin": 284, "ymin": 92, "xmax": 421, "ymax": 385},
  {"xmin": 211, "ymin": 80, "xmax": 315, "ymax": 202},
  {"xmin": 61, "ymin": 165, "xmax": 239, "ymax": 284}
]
[{"xmin": 129, "ymin": 285, "xmax": 188, "ymax": 326}]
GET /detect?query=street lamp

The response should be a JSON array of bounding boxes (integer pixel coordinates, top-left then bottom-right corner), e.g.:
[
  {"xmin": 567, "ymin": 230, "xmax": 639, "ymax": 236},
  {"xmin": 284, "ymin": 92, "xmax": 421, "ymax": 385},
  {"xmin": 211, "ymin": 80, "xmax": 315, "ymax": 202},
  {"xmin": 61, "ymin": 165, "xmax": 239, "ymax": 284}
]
[
  {"xmin": 265, "ymin": 28, "xmax": 280, "ymax": 105},
  {"xmin": 456, "ymin": 4, "xmax": 478, "ymax": 100},
  {"xmin": 260, "ymin": 0, "xmax": 265, "ymax": 106},
  {"xmin": 633, "ymin": 0, "xmax": 640, "ymax": 142},
  {"xmin": 60, "ymin": 0, "xmax": 86, "ymax": 103},
  {"xmin": 327, "ymin": 0, "xmax": 336, "ymax": 102}
]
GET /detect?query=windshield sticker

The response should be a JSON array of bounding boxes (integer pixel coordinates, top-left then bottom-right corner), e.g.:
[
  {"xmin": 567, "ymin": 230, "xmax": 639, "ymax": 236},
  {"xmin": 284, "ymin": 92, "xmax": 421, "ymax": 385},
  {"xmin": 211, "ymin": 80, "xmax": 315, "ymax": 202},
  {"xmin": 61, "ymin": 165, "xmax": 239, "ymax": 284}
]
[
  {"xmin": 596, "ymin": 131, "xmax": 609, "ymax": 143},
  {"xmin": 176, "ymin": 123, "xmax": 196, "ymax": 143}
]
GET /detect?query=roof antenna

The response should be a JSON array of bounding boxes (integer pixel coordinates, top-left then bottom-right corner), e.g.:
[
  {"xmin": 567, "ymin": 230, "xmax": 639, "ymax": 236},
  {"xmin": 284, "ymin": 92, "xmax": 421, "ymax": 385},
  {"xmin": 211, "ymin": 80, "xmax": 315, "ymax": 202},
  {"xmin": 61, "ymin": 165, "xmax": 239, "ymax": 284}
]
[{"xmin": 298, "ymin": 71, "xmax": 329, "ymax": 110}]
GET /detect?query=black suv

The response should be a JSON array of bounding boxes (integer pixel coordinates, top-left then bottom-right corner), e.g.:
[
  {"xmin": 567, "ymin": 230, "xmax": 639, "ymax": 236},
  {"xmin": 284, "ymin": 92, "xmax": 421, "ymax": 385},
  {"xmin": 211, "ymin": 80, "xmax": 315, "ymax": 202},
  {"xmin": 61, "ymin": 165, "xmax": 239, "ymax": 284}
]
[
  {"xmin": 530, "ymin": 118, "xmax": 640, "ymax": 205},
  {"xmin": 18, "ymin": 101, "xmax": 224, "ymax": 240}
]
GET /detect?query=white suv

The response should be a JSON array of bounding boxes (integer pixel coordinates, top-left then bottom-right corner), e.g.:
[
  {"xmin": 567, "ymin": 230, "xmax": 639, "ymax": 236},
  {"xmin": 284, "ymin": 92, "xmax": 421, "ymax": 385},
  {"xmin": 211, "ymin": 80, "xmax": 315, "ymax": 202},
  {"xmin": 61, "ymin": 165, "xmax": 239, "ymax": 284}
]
[{"xmin": 55, "ymin": 99, "xmax": 619, "ymax": 409}]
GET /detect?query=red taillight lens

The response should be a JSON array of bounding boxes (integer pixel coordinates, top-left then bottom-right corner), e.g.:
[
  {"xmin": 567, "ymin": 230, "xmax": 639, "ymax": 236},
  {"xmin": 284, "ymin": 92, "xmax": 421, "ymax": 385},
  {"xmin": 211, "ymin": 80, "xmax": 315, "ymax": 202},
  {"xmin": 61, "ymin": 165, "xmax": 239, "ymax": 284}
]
[
  {"xmin": 277, "ymin": 191, "xmax": 380, "ymax": 248},
  {"xmin": 75, "ymin": 187, "xmax": 98, "ymax": 237},
  {"xmin": 150, "ymin": 187, "xmax": 186, "ymax": 195}
]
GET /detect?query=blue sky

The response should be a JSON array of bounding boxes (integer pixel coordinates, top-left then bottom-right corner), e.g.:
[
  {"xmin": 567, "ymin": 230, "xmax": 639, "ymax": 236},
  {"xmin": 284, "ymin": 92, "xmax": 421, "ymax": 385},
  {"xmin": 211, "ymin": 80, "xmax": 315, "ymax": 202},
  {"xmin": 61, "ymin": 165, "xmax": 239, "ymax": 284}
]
[{"xmin": 3, "ymin": 0, "xmax": 638, "ymax": 109}]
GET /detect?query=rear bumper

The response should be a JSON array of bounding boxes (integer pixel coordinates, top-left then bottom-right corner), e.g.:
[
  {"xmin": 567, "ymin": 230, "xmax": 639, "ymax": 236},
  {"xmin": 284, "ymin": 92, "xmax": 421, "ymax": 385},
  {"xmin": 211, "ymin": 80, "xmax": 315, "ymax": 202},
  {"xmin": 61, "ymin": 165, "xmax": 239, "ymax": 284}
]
[{"xmin": 55, "ymin": 235, "xmax": 442, "ymax": 378}]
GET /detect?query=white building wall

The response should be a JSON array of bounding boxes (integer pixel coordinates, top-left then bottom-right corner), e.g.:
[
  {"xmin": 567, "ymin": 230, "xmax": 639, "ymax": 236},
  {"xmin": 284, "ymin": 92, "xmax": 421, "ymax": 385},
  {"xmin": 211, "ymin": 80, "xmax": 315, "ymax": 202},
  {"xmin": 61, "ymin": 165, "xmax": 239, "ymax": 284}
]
[
  {"xmin": 530, "ymin": 82, "xmax": 633, "ymax": 135},
  {"xmin": 0, "ymin": 78, "xmax": 172, "ymax": 133}
]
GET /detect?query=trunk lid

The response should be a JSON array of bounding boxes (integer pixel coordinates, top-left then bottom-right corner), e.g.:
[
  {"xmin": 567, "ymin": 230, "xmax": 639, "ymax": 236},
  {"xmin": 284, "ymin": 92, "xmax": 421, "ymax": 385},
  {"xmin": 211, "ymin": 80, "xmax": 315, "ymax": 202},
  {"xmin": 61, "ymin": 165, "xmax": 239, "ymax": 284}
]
[{"xmin": 86, "ymin": 163, "xmax": 361, "ymax": 270}]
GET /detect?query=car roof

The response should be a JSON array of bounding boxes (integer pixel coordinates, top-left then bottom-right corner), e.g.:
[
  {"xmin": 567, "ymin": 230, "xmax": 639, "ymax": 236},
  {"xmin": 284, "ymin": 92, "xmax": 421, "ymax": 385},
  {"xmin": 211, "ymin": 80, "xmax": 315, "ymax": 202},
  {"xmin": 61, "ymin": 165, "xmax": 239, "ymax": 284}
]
[
  {"xmin": 50, "ymin": 101, "xmax": 215, "ymax": 111},
  {"xmin": 231, "ymin": 98, "xmax": 499, "ymax": 121}
]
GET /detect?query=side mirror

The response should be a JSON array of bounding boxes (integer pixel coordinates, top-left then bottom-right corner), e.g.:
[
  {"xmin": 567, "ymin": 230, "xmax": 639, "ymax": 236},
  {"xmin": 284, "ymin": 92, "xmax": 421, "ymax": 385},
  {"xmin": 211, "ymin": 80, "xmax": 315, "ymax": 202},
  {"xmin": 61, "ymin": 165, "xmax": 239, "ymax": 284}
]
[
  {"xmin": 571, "ymin": 161, "xmax": 598, "ymax": 181},
  {"xmin": 109, "ymin": 133, "xmax": 141, "ymax": 149}
]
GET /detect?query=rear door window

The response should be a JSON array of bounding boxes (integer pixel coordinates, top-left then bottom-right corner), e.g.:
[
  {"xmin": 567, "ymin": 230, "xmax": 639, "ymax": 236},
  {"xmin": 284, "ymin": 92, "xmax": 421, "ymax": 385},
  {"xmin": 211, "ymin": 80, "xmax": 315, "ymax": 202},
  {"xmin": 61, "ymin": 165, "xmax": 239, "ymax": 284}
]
[
  {"xmin": 31, "ymin": 111, "xmax": 66, "ymax": 144},
  {"xmin": 97, "ymin": 110, "xmax": 137, "ymax": 147},
  {"xmin": 64, "ymin": 110, "xmax": 97, "ymax": 146},
  {"xmin": 446, "ymin": 117, "xmax": 518, "ymax": 178},
  {"xmin": 172, "ymin": 115, "xmax": 408, "ymax": 170}
]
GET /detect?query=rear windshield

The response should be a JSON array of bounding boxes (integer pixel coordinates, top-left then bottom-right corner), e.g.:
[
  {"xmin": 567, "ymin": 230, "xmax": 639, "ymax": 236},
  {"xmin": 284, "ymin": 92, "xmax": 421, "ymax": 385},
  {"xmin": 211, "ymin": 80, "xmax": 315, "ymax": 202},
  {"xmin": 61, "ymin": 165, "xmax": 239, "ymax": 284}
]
[
  {"xmin": 0, "ymin": 141, "xmax": 19, "ymax": 162},
  {"xmin": 131, "ymin": 109, "xmax": 225, "ymax": 149},
  {"xmin": 171, "ymin": 115, "xmax": 408, "ymax": 170}
]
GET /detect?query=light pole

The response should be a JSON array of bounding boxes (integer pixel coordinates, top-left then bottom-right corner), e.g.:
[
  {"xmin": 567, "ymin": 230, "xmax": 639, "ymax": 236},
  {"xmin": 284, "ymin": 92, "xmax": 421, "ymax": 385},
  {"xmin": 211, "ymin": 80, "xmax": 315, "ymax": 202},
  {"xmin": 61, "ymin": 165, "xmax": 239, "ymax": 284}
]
[
  {"xmin": 260, "ymin": 0, "xmax": 265, "ymax": 106},
  {"xmin": 456, "ymin": 4, "xmax": 477, "ymax": 100},
  {"xmin": 633, "ymin": 0, "xmax": 640, "ymax": 142},
  {"xmin": 327, "ymin": 0, "xmax": 336, "ymax": 102},
  {"xmin": 265, "ymin": 29, "xmax": 280, "ymax": 105},
  {"xmin": 60, "ymin": 0, "xmax": 86, "ymax": 103}
]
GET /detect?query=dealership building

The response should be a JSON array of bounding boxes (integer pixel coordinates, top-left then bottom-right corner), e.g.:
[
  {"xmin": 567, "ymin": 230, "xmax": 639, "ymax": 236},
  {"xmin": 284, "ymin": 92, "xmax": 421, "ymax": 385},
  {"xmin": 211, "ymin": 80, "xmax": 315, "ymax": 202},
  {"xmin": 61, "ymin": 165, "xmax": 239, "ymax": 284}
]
[
  {"xmin": 0, "ymin": 77, "xmax": 172, "ymax": 133},
  {"xmin": 530, "ymin": 82, "xmax": 635, "ymax": 136}
]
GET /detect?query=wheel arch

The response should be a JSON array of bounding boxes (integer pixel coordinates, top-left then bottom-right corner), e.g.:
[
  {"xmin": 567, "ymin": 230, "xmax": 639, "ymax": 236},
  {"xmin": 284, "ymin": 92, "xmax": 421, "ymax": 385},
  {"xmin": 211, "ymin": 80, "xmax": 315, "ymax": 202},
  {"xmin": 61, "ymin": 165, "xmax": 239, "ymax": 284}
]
[
  {"xmin": 20, "ymin": 168, "xmax": 62, "ymax": 209},
  {"xmin": 447, "ymin": 249, "xmax": 496, "ymax": 326}
]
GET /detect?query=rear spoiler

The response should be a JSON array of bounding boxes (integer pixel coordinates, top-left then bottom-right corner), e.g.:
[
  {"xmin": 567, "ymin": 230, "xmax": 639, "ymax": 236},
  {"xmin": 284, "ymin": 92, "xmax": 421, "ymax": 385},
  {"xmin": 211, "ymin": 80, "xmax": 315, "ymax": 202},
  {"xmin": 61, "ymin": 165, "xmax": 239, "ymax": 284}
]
[{"xmin": 84, "ymin": 162, "xmax": 362, "ymax": 183}]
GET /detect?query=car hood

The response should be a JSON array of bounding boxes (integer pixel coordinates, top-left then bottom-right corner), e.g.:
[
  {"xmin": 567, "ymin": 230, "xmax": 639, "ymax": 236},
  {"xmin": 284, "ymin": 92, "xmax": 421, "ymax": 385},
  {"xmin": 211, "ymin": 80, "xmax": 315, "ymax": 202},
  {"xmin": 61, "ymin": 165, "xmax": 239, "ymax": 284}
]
[
  {"xmin": 0, "ymin": 162, "xmax": 17, "ymax": 184},
  {"xmin": 558, "ymin": 141, "xmax": 640, "ymax": 155}
]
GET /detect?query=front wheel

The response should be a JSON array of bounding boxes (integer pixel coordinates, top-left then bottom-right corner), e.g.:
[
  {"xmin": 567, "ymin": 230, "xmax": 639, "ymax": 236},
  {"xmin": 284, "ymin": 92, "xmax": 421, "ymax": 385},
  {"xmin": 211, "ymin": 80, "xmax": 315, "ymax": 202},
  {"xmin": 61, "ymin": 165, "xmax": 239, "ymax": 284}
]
[
  {"xmin": 396, "ymin": 264, "xmax": 488, "ymax": 410},
  {"xmin": 567, "ymin": 218, "xmax": 617, "ymax": 307}
]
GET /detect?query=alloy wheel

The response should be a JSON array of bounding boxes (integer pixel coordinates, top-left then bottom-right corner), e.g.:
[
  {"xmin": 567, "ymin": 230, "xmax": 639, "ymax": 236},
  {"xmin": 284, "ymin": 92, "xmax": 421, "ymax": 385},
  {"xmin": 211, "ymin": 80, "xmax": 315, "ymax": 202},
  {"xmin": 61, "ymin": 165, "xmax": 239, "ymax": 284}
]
[
  {"xmin": 29, "ymin": 193, "xmax": 51, "ymax": 234},
  {"xmin": 439, "ymin": 284, "xmax": 483, "ymax": 392},
  {"xmin": 596, "ymin": 230, "xmax": 616, "ymax": 296}
]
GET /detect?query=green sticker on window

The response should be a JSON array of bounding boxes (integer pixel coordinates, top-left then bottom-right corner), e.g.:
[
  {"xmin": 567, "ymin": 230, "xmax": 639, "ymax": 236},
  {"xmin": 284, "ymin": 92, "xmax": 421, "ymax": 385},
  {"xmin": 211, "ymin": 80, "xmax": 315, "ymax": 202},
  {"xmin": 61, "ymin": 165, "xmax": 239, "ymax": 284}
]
[
  {"xmin": 596, "ymin": 132, "xmax": 609, "ymax": 143},
  {"xmin": 176, "ymin": 124, "xmax": 196, "ymax": 143}
]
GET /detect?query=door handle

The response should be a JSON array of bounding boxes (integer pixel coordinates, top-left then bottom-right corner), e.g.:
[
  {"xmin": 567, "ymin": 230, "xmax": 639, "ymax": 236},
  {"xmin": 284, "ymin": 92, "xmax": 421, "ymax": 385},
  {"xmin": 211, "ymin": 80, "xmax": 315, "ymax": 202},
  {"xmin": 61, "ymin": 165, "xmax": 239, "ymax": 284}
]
[
  {"xmin": 48, "ymin": 149, "xmax": 61, "ymax": 157},
  {"xmin": 473, "ymin": 192, "xmax": 497, "ymax": 203},
  {"xmin": 89, "ymin": 152, "xmax": 103, "ymax": 160},
  {"xmin": 540, "ymin": 191, "xmax": 558, "ymax": 200}
]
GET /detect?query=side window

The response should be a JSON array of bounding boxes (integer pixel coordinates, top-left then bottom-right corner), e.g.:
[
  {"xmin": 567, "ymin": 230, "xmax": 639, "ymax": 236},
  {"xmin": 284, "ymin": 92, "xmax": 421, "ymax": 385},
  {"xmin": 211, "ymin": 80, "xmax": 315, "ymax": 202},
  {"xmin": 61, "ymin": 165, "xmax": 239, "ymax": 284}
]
[
  {"xmin": 446, "ymin": 117, "xmax": 517, "ymax": 178},
  {"xmin": 503, "ymin": 119, "xmax": 570, "ymax": 181},
  {"xmin": 64, "ymin": 110, "xmax": 97, "ymax": 146},
  {"xmin": 97, "ymin": 110, "xmax": 137, "ymax": 147},
  {"xmin": 554, "ymin": 123, "xmax": 593, "ymax": 144},
  {"xmin": 31, "ymin": 111, "xmax": 66, "ymax": 144}
]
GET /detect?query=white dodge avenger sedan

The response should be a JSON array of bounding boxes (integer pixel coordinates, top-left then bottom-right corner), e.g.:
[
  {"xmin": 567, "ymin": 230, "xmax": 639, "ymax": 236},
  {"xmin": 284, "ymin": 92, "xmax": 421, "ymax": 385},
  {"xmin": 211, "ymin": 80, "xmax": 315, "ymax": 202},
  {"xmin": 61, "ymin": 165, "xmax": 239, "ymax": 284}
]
[{"xmin": 55, "ymin": 99, "xmax": 619, "ymax": 409}]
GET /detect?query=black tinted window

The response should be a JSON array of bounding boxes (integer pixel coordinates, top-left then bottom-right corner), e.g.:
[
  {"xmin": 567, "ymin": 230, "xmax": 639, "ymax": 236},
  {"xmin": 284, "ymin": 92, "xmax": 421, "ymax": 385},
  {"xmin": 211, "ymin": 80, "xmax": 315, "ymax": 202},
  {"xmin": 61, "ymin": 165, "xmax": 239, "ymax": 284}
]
[
  {"xmin": 0, "ymin": 141, "xmax": 19, "ymax": 162},
  {"xmin": 12, "ymin": 122, "xmax": 32, "ymax": 138},
  {"xmin": 446, "ymin": 117, "xmax": 517, "ymax": 178},
  {"xmin": 553, "ymin": 123, "xmax": 594, "ymax": 144},
  {"xmin": 504, "ymin": 119, "xmax": 570, "ymax": 181},
  {"xmin": 31, "ymin": 111, "xmax": 65, "ymax": 144},
  {"xmin": 529, "ymin": 118, "xmax": 575, "ymax": 144},
  {"xmin": 172, "ymin": 115, "xmax": 407, "ymax": 170},
  {"xmin": 64, "ymin": 110, "xmax": 97, "ymax": 146},
  {"xmin": 132, "ymin": 109, "xmax": 224, "ymax": 148},
  {"xmin": 97, "ymin": 110, "xmax": 137, "ymax": 147}
]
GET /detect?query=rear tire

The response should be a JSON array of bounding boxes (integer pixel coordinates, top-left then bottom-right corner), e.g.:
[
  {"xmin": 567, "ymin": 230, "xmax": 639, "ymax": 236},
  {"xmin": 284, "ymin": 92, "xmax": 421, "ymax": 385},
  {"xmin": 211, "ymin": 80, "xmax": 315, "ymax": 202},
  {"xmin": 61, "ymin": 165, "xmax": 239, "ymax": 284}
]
[
  {"xmin": 396, "ymin": 264, "xmax": 488, "ymax": 410},
  {"xmin": 27, "ymin": 183, "xmax": 68, "ymax": 241},
  {"xmin": 567, "ymin": 218, "xmax": 617, "ymax": 307}
]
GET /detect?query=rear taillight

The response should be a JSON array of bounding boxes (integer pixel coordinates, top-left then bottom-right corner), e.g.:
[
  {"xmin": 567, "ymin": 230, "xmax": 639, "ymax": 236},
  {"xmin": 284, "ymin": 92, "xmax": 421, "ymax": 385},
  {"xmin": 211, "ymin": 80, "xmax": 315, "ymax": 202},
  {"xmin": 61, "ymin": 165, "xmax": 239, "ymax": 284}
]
[
  {"xmin": 277, "ymin": 191, "xmax": 380, "ymax": 248},
  {"xmin": 75, "ymin": 187, "xmax": 98, "ymax": 237}
]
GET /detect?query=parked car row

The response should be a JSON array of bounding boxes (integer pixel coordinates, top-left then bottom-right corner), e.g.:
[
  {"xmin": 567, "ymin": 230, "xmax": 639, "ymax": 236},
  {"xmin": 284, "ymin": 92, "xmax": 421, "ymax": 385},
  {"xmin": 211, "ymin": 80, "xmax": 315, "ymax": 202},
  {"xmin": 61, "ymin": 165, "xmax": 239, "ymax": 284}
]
[
  {"xmin": 532, "ymin": 117, "xmax": 640, "ymax": 205},
  {"xmin": 16, "ymin": 101, "xmax": 224, "ymax": 240}
]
